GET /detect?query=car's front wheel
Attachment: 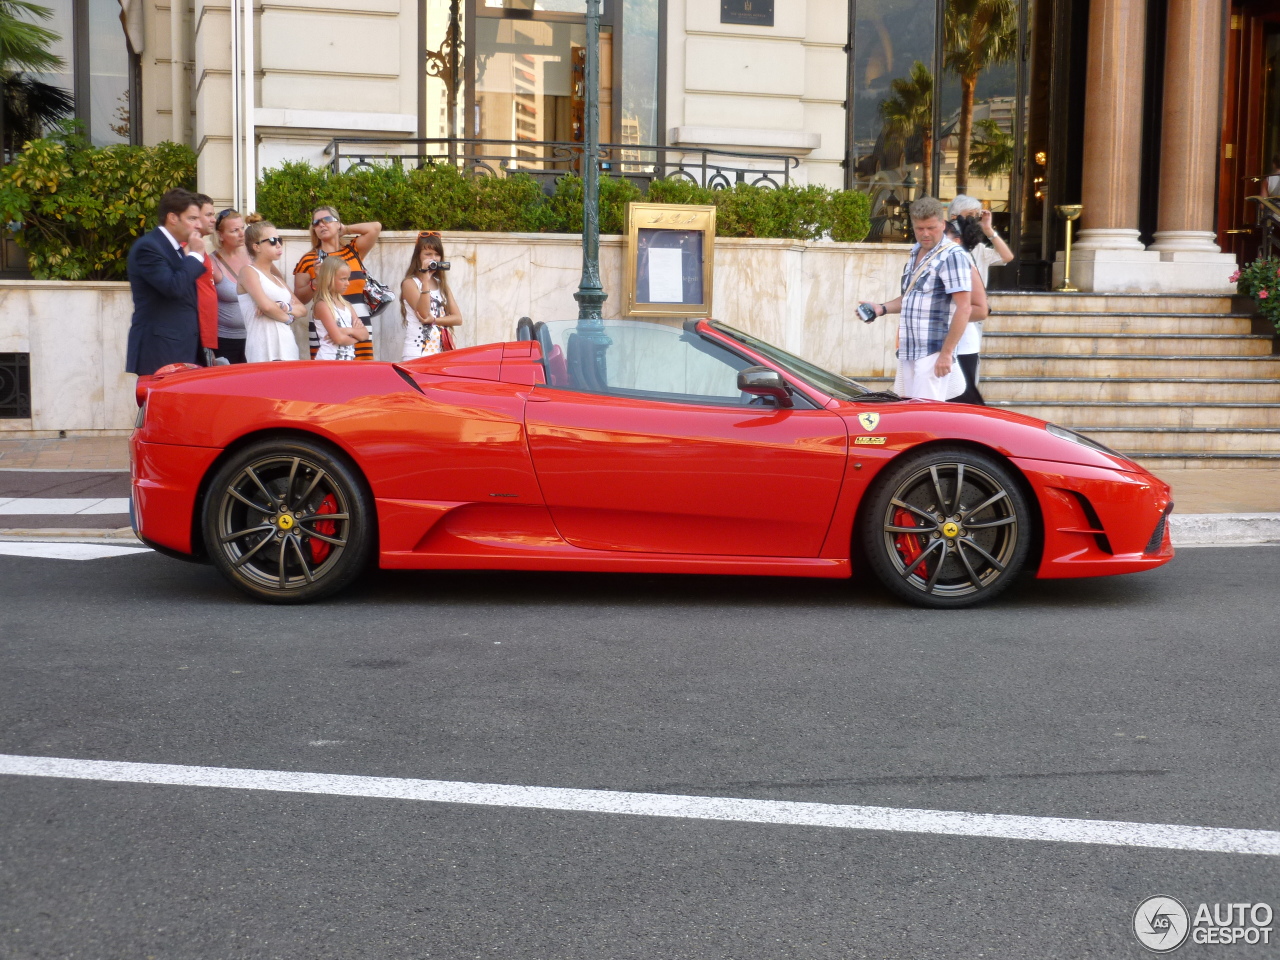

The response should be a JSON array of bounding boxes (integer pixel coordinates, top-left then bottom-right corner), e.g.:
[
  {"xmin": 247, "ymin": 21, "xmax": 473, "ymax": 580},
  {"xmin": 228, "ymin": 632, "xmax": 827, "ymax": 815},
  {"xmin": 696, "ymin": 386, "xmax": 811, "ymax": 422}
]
[
  {"xmin": 202, "ymin": 438, "xmax": 374, "ymax": 603},
  {"xmin": 860, "ymin": 446, "xmax": 1032, "ymax": 608}
]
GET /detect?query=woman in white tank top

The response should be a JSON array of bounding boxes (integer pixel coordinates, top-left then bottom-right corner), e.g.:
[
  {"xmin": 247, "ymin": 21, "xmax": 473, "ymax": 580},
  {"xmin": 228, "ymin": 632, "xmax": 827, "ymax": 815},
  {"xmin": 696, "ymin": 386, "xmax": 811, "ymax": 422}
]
[
  {"xmin": 239, "ymin": 219, "xmax": 305, "ymax": 362},
  {"xmin": 400, "ymin": 231, "xmax": 462, "ymax": 360}
]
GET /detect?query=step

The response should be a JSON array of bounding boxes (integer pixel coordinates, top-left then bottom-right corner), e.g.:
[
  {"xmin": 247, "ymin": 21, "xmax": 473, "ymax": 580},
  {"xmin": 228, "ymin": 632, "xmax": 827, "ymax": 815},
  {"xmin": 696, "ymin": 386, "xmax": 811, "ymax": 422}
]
[
  {"xmin": 981, "ymin": 355, "xmax": 1280, "ymax": 379},
  {"xmin": 1075, "ymin": 427, "xmax": 1280, "ymax": 455},
  {"xmin": 990, "ymin": 402, "xmax": 1280, "ymax": 429},
  {"xmin": 988, "ymin": 293, "xmax": 1237, "ymax": 314},
  {"xmin": 1136, "ymin": 455, "xmax": 1280, "ymax": 469},
  {"xmin": 985, "ymin": 312, "xmax": 1258, "ymax": 335},
  {"xmin": 978, "ymin": 378, "xmax": 1280, "ymax": 403},
  {"xmin": 982, "ymin": 332, "xmax": 1273, "ymax": 357}
]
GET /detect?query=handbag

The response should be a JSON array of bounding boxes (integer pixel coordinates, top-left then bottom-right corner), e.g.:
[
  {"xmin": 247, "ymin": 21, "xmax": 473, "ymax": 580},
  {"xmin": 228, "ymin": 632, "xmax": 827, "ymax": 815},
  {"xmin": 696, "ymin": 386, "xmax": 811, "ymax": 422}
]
[
  {"xmin": 439, "ymin": 326, "xmax": 456, "ymax": 352},
  {"xmin": 362, "ymin": 274, "xmax": 396, "ymax": 317}
]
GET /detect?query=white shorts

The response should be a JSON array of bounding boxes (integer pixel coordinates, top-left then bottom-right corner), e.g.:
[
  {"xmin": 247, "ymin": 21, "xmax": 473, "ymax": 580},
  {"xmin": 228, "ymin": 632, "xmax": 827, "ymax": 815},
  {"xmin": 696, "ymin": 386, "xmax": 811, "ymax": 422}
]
[{"xmin": 892, "ymin": 352, "xmax": 968, "ymax": 400}]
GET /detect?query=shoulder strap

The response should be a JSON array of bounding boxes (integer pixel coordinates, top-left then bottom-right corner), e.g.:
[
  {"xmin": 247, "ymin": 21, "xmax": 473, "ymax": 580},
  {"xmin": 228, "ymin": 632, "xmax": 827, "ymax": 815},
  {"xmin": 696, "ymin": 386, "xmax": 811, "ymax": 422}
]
[
  {"xmin": 902, "ymin": 242, "xmax": 954, "ymax": 299},
  {"xmin": 214, "ymin": 252, "xmax": 241, "ymax": 282}
]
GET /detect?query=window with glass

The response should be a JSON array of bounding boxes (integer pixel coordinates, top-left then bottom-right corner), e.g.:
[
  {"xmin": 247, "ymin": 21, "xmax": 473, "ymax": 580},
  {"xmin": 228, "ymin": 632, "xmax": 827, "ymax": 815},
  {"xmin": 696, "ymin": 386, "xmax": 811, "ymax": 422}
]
[{"xmin": 11, "ymin": 0, "xmax": 138, "ymax": 150}]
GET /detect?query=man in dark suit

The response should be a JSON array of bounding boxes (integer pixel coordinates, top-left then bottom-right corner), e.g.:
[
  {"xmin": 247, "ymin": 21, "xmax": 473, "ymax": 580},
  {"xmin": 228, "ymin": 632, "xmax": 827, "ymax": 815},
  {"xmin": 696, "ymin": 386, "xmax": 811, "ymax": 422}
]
[{"xmin": 125, "ymin": 188, "xmax": 209, "ymax": 376}]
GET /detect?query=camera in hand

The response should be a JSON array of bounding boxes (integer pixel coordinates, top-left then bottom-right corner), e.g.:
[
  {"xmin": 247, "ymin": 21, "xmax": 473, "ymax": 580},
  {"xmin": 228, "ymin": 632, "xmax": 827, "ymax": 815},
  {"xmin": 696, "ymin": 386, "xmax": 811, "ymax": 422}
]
[
  {"xmin": 856, "ymin": 303, "xmax": 878, "ymax": 323},
  {"xmin": 420, "ymin": 260, "xmax": 450, "ymax": 272}
]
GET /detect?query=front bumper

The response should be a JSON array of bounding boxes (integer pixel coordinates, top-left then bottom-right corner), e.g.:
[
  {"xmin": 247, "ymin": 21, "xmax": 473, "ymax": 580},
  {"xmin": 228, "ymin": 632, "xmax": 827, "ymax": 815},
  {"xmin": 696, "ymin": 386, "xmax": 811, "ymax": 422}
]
[{"xmin": 1013, "ymin": 457, "xmax": 1175, "ymax": 579}]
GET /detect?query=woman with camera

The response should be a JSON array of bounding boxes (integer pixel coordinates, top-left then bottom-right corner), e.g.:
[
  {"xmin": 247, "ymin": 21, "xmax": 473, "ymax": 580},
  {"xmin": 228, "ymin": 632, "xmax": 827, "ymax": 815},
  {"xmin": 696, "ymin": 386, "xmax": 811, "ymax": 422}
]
[{"xmin": 400, "ymin": 231, "xmax": 462, "ymax": 360}]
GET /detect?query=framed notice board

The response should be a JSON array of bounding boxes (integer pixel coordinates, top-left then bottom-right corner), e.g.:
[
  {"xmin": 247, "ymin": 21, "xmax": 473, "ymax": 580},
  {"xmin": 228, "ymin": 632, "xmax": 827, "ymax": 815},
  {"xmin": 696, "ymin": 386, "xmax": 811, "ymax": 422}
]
[
  {"xmin": 721, "ymin": 0, "xmax": 773, "ymax": 26},
  {"xmin": 624, "ymin": 203, "xmax": 716, "ymax": 318}
]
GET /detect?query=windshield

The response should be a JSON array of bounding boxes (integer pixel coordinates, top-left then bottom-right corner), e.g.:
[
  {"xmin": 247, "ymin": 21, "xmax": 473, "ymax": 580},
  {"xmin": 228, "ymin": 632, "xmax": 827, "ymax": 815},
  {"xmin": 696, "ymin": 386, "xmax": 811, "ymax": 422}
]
[{"xmin": 710, "ymin": 321, "xmax": 872, "ymax": 401}]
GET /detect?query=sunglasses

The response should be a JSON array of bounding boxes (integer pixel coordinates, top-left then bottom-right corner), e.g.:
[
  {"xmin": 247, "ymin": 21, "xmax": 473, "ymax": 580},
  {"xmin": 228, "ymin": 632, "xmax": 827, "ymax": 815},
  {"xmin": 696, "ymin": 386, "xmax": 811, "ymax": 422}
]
[
  {"xmin": 312, "ymin": 215, "xmax": 338, "ymax": 227},
  {"xmin": 418, "ymin": 230, "xmax": 441, "ymax": 239},
  {"xmin": 215, "ymin": 208, "xmax": 239, "ymax": 227},
  {"xmin": 261, "ymin": 237, "xmax": 283, "ymax": 247}
]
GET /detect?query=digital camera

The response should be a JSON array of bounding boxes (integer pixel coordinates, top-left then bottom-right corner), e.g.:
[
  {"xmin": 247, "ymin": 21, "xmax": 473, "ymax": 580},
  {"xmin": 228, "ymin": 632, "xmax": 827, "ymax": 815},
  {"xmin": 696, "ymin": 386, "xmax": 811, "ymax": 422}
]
[
  {"xmin": 856, "ymin": 303, "xmax": 878, "ymax": 323},
  {"xmin": 423, "ymin": 260, "xmax": 450, "ymax": 272}
]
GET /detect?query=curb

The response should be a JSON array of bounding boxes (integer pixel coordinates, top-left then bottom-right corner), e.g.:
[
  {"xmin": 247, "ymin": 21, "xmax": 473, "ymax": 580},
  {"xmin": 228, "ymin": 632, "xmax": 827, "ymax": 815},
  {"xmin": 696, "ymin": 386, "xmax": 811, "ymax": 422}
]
[
  {"xmin": 1168, "ymin": 514, "xmax": 1280, "ymax": 547},
  {"xmin": 5, "ymin": 516, "xmax": 1280, "ymax": 550}
]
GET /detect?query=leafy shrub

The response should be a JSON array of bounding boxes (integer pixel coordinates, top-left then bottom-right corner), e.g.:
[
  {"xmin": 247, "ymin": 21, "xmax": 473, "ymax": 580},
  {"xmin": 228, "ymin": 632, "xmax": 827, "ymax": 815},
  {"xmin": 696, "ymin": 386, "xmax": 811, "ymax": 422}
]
[
  {"xmin": 0, "ymin": 128, "xmax": 196, "ymax": 280},
  {"xmin": 1232, "ymin": 257, "xmax": 1280, "ymax": 333},
  {"xmin": 254, "ymin": 160, "xmax": 874, "ymax": 243}
]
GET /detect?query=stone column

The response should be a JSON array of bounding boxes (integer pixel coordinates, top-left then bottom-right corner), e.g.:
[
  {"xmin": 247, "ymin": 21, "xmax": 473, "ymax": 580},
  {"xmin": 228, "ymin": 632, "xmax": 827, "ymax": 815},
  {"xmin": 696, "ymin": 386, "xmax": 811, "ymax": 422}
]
[
  {"xmin": 1148, "ymin": 0, "xmax": 1223, "ymax": 253},
  {"xmin": 1073, "ymin": 0, "xmax": 1146, "ymax": 251}
]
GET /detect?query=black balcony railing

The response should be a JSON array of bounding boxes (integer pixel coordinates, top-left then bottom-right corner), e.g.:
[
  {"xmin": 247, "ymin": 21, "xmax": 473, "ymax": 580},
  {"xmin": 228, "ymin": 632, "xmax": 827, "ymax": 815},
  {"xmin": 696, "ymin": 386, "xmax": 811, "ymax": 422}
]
[{"xmin": 323, "ymin": 137, "xmax": 801, "ymax": 191}]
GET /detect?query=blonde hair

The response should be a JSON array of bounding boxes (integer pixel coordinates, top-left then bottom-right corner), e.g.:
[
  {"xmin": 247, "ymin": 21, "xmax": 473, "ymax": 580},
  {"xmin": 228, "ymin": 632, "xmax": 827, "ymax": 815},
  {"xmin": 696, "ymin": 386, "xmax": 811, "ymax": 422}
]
[
  {"xmin": 309, "ymin": 205, "xmax": 342, "ymax": 250},
  {"xmin": 314, "ymin": 254, "xmax": 351, "ymax": 321},
  {"xmin": 244, "ymin": 219, "xmax": 277, "ymax": 258}
]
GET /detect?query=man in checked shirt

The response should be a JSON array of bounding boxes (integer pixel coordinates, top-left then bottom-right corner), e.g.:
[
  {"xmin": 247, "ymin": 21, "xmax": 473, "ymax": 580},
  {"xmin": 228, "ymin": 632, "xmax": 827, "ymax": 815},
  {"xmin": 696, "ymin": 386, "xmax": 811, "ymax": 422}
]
[{"xmin": 859, "ymin": 196, "xmax": 974, "ymax": 400}]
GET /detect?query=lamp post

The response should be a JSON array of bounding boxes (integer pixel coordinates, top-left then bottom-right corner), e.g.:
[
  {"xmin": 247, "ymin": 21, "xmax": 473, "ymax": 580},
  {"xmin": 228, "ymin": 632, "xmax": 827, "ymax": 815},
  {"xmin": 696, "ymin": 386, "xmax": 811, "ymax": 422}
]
[{"xmin": 573, "ymin": 0, "xmax": 608, "ymax": 332}]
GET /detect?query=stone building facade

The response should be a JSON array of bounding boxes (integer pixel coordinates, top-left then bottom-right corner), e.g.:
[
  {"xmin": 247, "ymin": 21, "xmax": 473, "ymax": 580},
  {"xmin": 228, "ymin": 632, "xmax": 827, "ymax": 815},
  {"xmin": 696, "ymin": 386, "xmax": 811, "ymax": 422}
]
[{"xmin": 21, "ymin": 0, "xmax": 1280, "ymax": 292}]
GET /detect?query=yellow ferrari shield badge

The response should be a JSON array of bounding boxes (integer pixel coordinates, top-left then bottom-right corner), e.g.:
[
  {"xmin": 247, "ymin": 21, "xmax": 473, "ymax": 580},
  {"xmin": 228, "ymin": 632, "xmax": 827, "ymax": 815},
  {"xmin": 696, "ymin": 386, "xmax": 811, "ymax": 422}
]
[{"xmin": 857, "ymin": 412, "xmax": 880, "ymax": 432}]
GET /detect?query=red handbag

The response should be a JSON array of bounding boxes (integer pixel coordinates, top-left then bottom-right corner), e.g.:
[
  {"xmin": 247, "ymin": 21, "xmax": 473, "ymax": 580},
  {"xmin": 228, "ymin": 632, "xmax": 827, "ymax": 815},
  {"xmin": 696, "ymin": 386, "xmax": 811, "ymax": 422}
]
[{"xmin": 440, "ymin": 327, "xmax": 456, "ymax": 352}]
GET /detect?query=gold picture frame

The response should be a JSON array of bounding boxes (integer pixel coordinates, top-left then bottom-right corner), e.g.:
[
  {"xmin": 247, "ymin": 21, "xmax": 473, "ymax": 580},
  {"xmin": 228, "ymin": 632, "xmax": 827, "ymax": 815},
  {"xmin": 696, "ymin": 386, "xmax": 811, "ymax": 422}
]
[{"xmin": 623, "ymin": 202, "xmax": 716, "ymax": 317}]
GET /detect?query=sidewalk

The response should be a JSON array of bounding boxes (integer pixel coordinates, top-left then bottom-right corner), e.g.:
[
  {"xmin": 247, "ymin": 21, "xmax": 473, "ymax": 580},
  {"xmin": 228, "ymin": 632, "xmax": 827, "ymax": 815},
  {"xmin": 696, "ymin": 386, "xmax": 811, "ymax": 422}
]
[{"xmin": 1, "ymin": 435, "xmax": 1278, "ymax": 537}]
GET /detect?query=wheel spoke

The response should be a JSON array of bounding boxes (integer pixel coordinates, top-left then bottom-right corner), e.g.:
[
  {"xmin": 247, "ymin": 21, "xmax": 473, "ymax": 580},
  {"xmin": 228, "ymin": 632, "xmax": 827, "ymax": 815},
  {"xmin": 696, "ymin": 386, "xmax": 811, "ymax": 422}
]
[
  {"xmin": 900, "ymin": 536, "xmax": 944, "ymax": 578},
  {"xmin": 954, "ymin": 539, "xmax": 985, "ymax": 591},
  {"xmin": 302, "ymin": 528, "xmax": 346, "ymax": 547},
  {"xmin": 885, "ymin": 524, "xmax": 932, "ymax": 535},
  {"xmin": 929, "ymin": 466, "xmax": 948, "ymax": 514},
  {"xmin": 951, "ymin": 464, "xmax": 965, "ymax": 515},
  {"xmin": 923, "ymin": 540, "xmax": 949, "ymax": 594},
  {"xmin": 245, "ymin": 466, "xmax": 278, "ymax": 510},
  {"xmin": 965, "ymin": 515, "xmax": 1016, "ymax": 530},
  {"xmin": 277, "ymin": 538, "xmax": 288, "ymax": 588},
  {"xmin": 284, "ymin": 457, "xmax": 300, "ymax": 510},
  {"xmin": 291, "ymin": 469, "xmax": 327, "ymax": 511},
  {"xmin": 232, "ymin": 531, "xmax": 276, "ymax": 567},
  {"xmin": 288, "ymin": 535, "xmax": 315, "ymax": 584},
  {"xmin": 296, "ymin": 513, "xmax": 349, "ymax": 524},
  {"xmin": 227, "ymin": 487, "xmax": 272, "ymax": 514},
  {"xmin": 960, "ymin": 536, "xmax": 1005, "ymax": 572},
  {"xmin": 961, "ymin": 489, "xmax": 1009, "ymax": 522},
  {"xmin": 220, "ymin": 522, "xmax": 275, "ymax": 544},
  {"xmin": 889, "ymin": 499, "xmax": 939, "ymax": 527}
]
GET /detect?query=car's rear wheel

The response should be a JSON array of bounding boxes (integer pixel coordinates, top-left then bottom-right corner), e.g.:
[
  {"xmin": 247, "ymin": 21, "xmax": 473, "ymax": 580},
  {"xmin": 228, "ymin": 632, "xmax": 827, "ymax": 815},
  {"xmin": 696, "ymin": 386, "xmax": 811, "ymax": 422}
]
[
  {"xmin": 202, "ymin": 438, "xmax": 373, "ymax": 603},
  {"xmin": 860, "ymin": 446, "xmax": 1032, "ymax": 608}
]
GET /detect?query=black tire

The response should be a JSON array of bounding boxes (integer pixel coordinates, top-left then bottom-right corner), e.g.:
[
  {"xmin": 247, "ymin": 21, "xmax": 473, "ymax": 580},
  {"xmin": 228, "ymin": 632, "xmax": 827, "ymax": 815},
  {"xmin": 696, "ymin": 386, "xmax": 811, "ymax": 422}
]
[
  {"xmin": 202, "ymin": 437, "xmax": 374, "ymax": 603},
  {"xmin": 859, "ymin": 445, "xmax": 1032, "ymax": 609}
]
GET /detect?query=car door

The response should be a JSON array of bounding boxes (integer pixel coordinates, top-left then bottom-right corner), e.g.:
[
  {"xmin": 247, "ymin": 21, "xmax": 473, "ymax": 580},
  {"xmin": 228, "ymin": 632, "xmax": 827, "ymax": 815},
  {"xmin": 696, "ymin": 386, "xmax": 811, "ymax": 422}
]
[{"xmin": 524, "ymin": 320, "xmax": 848, "ymax": 557}]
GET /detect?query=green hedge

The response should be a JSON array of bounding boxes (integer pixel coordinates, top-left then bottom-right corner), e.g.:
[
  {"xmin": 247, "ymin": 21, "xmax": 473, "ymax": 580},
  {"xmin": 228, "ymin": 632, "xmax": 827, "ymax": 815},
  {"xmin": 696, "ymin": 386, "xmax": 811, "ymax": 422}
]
[
  {"xmin": 0, "ymin": 129, "xmax": 197, "ymax": 280},
  {"xmin": 257, "ymin": 161, "xmax": 871, "ymax": 243}
]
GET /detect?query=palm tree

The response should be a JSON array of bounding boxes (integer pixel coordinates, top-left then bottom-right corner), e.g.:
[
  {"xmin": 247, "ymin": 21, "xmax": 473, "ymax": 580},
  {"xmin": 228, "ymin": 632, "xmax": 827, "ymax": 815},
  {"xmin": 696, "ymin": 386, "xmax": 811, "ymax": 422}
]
[
  {"xmin": 0, "ymin": 0, "xmax": 62, "ymax": 74},
  {"xmin": 879, "ymin": 61, "xmax": 934, "ymax": 197},
  {"xmin": 968, "ymin": 117, "xmax": 1013, "ymax": 179},
  {"xmin": 944, "ymin": 0, "xmax": 1016, "ymax": 196}
]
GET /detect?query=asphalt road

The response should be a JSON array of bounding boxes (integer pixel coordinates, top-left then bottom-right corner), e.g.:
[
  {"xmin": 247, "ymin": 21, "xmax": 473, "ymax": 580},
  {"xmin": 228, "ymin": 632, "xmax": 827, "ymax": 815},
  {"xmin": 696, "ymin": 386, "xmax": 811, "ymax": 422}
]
[{"xmin": 2, "ymin": 545, "xmax": 1278, "ymax": 959}]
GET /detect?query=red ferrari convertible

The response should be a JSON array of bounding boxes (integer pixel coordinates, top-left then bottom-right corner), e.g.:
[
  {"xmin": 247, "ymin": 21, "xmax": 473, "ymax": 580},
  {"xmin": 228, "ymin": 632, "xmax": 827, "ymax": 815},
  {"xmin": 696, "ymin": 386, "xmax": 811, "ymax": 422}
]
[{"xmin": 130, "ymin": 318, "xmax": 1173, "ymax": 608}]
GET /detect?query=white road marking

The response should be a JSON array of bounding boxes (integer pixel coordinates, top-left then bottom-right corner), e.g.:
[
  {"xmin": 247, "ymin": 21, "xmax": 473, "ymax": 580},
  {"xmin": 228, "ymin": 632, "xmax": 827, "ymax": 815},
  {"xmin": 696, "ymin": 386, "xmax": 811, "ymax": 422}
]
[
  {"xmin": 1, "ymin": 754, "xmax": 1276, "ymax": 855},
  {"xmin": 0, "ymin": 542, "xmax": 150, "ymax": 560},
  {"xmin": 0, "ymin": 497, "xmax": 131, "ymax": 515}
]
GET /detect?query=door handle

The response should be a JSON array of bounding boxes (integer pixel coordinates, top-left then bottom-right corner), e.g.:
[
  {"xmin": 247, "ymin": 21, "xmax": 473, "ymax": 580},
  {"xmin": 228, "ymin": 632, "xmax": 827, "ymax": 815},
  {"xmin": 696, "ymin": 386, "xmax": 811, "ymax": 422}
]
[{"xmin": 523, "ymin": 392, "xmax": 552, "ymax": 402}]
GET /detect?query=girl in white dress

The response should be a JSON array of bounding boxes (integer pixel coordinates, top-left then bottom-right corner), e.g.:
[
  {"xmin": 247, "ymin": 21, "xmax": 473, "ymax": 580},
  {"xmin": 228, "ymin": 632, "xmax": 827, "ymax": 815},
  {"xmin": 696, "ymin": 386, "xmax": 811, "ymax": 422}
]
[
  {"xmin": 400, "ymin": 231, "xmax": 462, "ymax": 360},
  {"xmin": 313, "ymin": 255, "xmax": 370, "ymax": 361},
  {"xmin": 239, "ymin": 219, "xmax": 305, "ymax": 362}
]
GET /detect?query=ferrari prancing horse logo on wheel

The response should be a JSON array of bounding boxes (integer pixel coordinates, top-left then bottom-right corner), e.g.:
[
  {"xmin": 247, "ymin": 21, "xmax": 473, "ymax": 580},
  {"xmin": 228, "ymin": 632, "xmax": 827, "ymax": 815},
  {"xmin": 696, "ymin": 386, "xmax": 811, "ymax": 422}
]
[{"xmin": 858, "ymin": 412, "xmax": 880, "ymax": 432}]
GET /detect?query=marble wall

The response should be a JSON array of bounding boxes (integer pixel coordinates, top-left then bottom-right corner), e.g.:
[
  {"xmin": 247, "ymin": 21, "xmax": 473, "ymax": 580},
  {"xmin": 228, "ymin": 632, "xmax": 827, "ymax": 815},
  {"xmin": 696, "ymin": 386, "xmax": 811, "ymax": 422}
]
[{"xmin": 0, "ymin": 233, "xmax": 908, "ymax": 436}]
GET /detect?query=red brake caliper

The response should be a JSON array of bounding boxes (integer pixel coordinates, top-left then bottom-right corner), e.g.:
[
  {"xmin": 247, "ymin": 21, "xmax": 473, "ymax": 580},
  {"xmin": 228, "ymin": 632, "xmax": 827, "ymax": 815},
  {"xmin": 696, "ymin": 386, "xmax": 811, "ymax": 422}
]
[
  {"xmin": 893, "ymin": 508, "xmax": 927, "ymax": 578},
  {"xmin": 308, "ymin": 494, "xmax": 338, "ymax": 564}
]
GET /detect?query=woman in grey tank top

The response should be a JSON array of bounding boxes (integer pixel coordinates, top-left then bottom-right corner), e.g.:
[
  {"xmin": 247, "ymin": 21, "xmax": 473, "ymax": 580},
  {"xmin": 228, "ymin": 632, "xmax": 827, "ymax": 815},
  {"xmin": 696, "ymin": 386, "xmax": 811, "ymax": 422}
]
[{"xmin": 212, "ymin": 209, "xmax": 250, "ymax": 364}]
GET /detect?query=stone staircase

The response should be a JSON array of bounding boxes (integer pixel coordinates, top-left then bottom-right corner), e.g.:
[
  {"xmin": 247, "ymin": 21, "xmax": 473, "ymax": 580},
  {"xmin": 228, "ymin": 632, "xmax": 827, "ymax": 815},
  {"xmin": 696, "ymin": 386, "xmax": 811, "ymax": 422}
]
[
  {"xmin": 857, "ymin": 292, "xmax": 1280, "ymax": 468},
  {"xmin": 983, "ymin": 293, "xmax": 1278, "ymax": 468}
]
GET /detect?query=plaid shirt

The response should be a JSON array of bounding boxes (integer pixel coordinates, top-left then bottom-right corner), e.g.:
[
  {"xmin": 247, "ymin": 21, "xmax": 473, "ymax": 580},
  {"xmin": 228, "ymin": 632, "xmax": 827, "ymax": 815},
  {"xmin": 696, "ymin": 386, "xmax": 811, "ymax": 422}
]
[{"xmin": 898, "ymin": 240, "xmax": 973, "ymax": 361}]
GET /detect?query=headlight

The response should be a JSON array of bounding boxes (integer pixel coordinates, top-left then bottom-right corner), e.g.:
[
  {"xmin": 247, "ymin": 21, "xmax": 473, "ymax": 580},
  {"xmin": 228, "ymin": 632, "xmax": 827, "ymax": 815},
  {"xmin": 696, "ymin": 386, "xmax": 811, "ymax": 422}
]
[{"xmin": 1046, "ymin": 423, "xmax": 1133, "ymax": 464}]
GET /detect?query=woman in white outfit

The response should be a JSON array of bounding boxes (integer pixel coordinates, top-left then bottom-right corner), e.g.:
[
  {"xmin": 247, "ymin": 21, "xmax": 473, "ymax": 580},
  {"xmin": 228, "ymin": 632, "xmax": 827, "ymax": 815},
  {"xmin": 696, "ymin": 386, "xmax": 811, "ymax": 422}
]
[
  {"xmin": 239, "ymin": 218, "xmax": 305, "ymax": 363},
  {"xmin": 400, "ymin": 231, "xmax": 463, "ymax": 360},
  {"xmin": 947, "ymin": 195, "xmax": 1014, "ymax": 404}
]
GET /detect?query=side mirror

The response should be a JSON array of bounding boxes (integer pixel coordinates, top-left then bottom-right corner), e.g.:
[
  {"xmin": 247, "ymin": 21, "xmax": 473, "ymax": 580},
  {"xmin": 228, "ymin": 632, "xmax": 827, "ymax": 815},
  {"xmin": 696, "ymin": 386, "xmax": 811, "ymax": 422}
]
[{"xmin": 737, "ymin": 366, "xmax": 793, "ymax": 407}]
